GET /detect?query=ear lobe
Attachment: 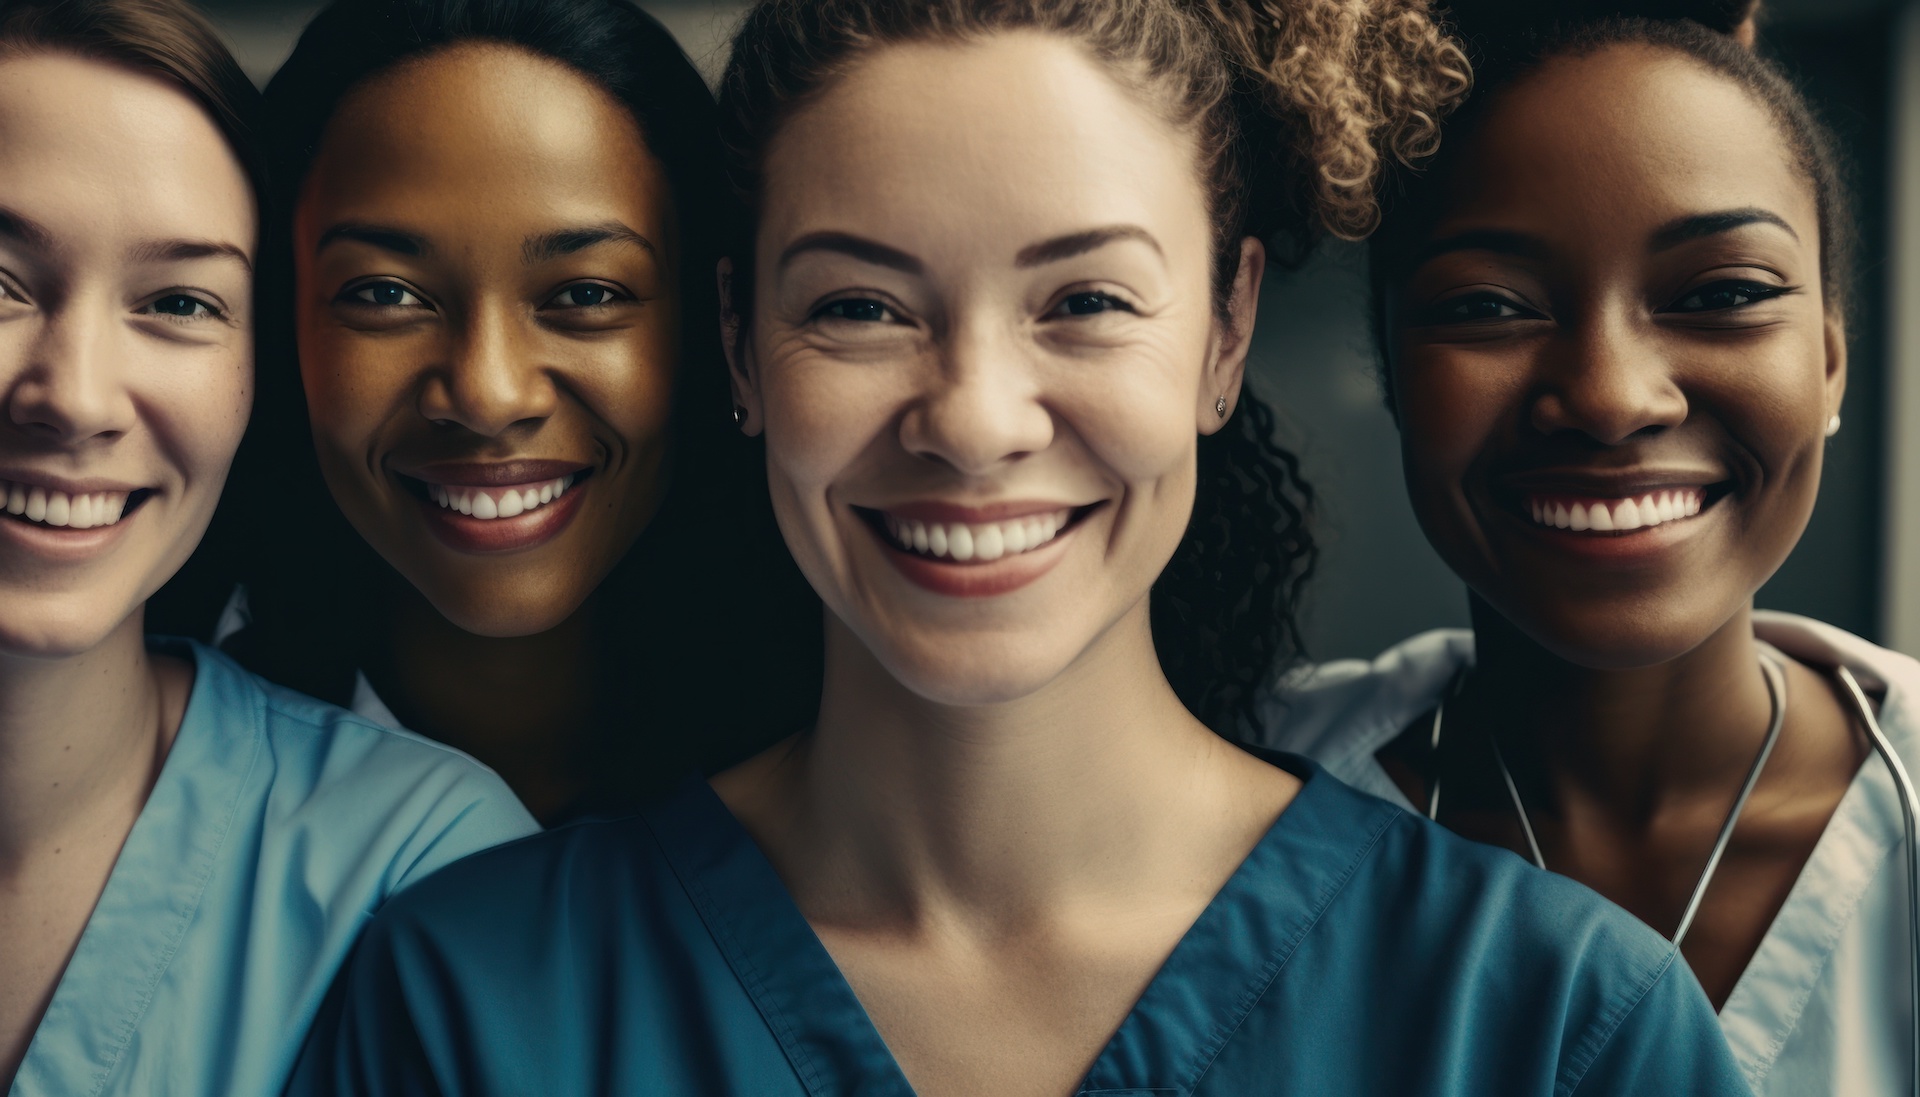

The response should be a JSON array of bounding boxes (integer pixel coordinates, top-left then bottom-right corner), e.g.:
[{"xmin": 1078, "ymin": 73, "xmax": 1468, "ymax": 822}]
[
  {"xmin": 717, "ymin": 258, "xmax": 764, "ymax": 436},
  {"xmin": 1200, "ymin": 236, "xmax": 1266, "ymax": 435}
]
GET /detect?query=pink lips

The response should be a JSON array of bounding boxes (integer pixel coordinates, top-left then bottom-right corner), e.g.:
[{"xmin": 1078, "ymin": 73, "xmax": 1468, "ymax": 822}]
[{"xmin": 864, "ymin": 500, "xmax": 1090, "ymax": 598}]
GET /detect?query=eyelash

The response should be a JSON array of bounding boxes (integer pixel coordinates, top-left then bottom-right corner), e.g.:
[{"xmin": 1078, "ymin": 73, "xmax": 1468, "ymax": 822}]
[
  {"xmin": 1421, "ymin": 280, "xmax": 1796, "ymax": 326},
  {"xmin": 337, "ymin": 280, "xmax": 429, "ymax": 309},
  {"xmin": 1664, "ymin": 280, "xmax": 1795, "ymax": 313},
  {"xmin": 810, "ymin": 297, "xmax": 902, "ymax": 325},
  {"xmin": 543, "ymin": 282, "xmax": 630, "ymax": 310},
  {"xmin": 139, "ymin": 291, "xmax": 227, "ymax": 323},
  {"xmin": 1049, "ymin": 291, "xmax": 1135, "ymax": 318},
  {"xmin": 807, "ymin": 290, "xmax": 1138, "ymax": 326}
]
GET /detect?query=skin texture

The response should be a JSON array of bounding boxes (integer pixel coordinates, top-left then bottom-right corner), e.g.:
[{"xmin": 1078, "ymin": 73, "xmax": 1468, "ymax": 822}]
[
  {"xmin": 292, "ymin": 45, "xmax": 680, "ymax": 819},
  {"xmin": 712, "ymin": 34, "xmax": 1296, "ymax": 1097},
  {"xmin": 0, "ymin": 54, "xmax": 246, "ymax": 1086},
  {"xmin": 1380, "ymin": 44, "xmax": 1863, "ymax": 1006}
]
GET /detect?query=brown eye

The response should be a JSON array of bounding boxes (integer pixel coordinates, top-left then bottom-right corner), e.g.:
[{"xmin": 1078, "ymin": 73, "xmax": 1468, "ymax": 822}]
[
  {"xmin": 142, "ymin": 293, "xmax": 223, "ymax": 321},
  {"xmin": 1668, "ymin": 281, "xmax": 1790, "ymax": 313},
  {"xmin": 544, "ymin": 283, "xmax": 626, "ymax": 309},
  {"xmin": 341, "ymin": 281, "xmax": 426, "ymax": 309},
  {"xmin": 816, "ymin": 298, "xmax": 896, "ymax": 323},
  {"xmin": 1050, "ymin": 292, "xmax": 1129, "ymax": 317},
  {"xmin": 1426, "ymin": 292, "xmax": 1529, "ymax": 324}
]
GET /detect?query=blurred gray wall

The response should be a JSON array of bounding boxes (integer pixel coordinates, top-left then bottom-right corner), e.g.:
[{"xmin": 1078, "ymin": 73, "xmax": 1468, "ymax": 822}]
[{"xmin": 200, "ymin": 0, "xmax": 1907, "ymax": 661}]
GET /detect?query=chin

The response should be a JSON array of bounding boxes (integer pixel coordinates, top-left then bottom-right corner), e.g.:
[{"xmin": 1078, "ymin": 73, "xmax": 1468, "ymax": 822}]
[
  {"xmin": 0, "ymin": 593, "xmax": 135, "ymax": 660},
  {"xmin": 871, "ymin": 629, "xmax": 1079, "ymax": 708},
  {"xmin": 1503, "ymin": 595, "xmax": 1733, "ymax": 671},
  {"xmin": 421, "ymin": 581, "xmax": 587, "ymax": 639}
]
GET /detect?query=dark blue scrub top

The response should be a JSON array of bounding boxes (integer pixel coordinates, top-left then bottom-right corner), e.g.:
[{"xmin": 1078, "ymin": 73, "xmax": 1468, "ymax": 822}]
[{"xmin": 288, "ymin": 754, "xmax": 1748, "ymax": 1096}]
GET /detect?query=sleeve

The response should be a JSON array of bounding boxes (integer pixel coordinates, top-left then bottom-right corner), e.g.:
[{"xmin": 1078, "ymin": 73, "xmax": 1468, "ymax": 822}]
[
  {"xmin": 1565, "ymin": 957, "xmax": 1752, "ymax": 1097},
  {"xmin": 282, "ymin": 910, "xmax": 450, "ymax": 1097}
]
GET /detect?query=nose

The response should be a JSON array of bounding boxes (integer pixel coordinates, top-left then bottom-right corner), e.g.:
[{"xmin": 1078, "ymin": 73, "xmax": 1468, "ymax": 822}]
[
  {"xmin": 5, "ymin": 305, "xmax": 136, "ymax": 442},
  {"xmin": 1529, "ymin": 312, "xmax": 1688, "ymax": 444},
  {"xmin": 417, "ymin": 302, "xmax": 557, "ymax": 436},
  {"xmin": 898, "ymin": 319, "xmax": 1054, "ymax": 475}
]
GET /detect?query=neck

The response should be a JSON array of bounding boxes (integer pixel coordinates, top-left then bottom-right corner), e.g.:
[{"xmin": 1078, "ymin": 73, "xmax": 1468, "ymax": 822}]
[
  {"xmin": 363, "ymin": 571, "xmax": 600, "ymax": 821},
  {"xmin": 770, "ymin": 599, "xmax": 1247, "ymax": 923},
  {"xmin": 0, "ymin": 612, "xmax": 177, "ymax": 868},
  {"xmin": 1462, "ymin": 597, "xmax": 1775, "ymax": 818}
]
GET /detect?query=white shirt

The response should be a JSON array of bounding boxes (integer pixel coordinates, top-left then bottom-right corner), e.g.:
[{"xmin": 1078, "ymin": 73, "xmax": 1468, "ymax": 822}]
[{"xmin": 1251, "ymin": 611, "xmax": 1918, "ymax": 1097}]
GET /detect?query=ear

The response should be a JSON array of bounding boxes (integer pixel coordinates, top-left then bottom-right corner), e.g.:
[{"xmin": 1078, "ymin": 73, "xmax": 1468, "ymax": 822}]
[
  {"xmin": 717, "ymin": 257, "xmax": 763, "ymax": 437},
  {"xmin": 1823, "ymin": 308, "xmax": 1848, "ymax": 428},
  {"xmin": 1198, "ymin": 235, "xmax": 1265, "ymax": 435},
  {"xmin": 1732, "ymin": 16, "xmax": 1758, "ymax": 47}
]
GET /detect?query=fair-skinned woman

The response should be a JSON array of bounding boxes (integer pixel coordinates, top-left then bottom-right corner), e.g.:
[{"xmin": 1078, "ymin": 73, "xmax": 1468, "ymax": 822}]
[
  {"xmin": 0, "ymin": 3, "xmax": 532, "ymax": 1093},
  {"xmin": 1258, "ymin": 4, "xmax": 1915, "ymax": 1093},
  {"xmin": 228, "ymin": 0, "xmax": 821, "ymax": 823},
  {"xmin": 288, "ymin": 3, "xmax": 1749, "ymax": 1094}
]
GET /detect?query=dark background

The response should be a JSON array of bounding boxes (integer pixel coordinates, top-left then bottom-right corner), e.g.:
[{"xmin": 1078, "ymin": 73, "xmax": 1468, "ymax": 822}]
[{"xmin": 198, "ymin": 0, "xmax": 1918, "ymax": 661}]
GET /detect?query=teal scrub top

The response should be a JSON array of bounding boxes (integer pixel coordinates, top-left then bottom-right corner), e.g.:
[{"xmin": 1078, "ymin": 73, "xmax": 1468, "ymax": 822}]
[
  {"xmin": 9, "ymin": 640, "xmax": 537, "ymax": 1097},
  {"xmin": 289, "ymin": 753, "xmax": 1749, "ymax": 1096}
]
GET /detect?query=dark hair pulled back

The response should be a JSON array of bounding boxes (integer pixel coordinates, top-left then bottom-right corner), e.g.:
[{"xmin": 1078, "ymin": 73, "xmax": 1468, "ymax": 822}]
[
  {"xmin": 1368, "ymin": 1, "xmax": 1854, "ymax": 397},
  {"xmin": 716, "ymin": 0, "xmax": 1469, "ymax": 730}
]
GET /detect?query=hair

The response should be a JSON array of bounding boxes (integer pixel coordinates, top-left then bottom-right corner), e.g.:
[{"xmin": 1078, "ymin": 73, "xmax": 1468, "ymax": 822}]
[
  {"xmin": 0, "ymin": 0, "xmax": 258, "ymax": 183},
  {"xmin": 219, "ymin": 0, "xmax": 822, "ymax": 802},
  {"xmin": 715, "ymin": 0, "xmax": 1470, "ymax": 731},
  {"xmin": 1368, "ymin": 0, "xmax": 1853, "ymax": 401}
]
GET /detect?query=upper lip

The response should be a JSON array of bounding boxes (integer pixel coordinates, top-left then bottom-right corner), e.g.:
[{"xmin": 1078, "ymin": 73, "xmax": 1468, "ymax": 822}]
[
  {"xmin": 1498, "ymin": 467, "xmax": 1726, "ymax": 497},
  {"xmin": 0, "ymin": 468, "xmax": 147, "ymax": 495},
  {"xmin": 872, "ymin": 499, "xmax": 1095, "ymax": 523},
  {"xmin": 392, "ymin": 459, "xmax": 590, "ymax": 487}
]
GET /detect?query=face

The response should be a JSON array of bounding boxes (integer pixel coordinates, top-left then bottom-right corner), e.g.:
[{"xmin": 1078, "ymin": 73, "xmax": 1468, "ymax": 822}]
[
  {"xmin": 295, "ymin": 45, "xmax": 679, "ymax": 637},
  {"xmin": 1386, "ymin": 45, "xmax": 1844, "ymax": 668},
  {"xmin": 729, "ymin": 33, "xmax": 1258, "ymax": 705},
  {"xmin": 0, "ymin": 54, "xmax": 253, "ymax": 658}
]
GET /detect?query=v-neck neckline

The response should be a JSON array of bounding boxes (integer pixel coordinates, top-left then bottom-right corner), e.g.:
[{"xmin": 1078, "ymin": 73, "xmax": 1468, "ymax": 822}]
[{"xmin": 643, "ymin": 750, "xmax": 1398, "ymax": 1096}]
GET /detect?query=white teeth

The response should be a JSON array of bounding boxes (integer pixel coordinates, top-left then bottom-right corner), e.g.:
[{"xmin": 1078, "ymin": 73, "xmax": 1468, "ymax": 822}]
[
  {"xmin": 1526, "ymin": 489, "xmax": 1706, "ymax": 532},
  {"xmin": 0, "ymin": 480, "xmax": 134, "ymax": 529},
  {"xmin": 427, "ymin": 475, "xmax": 574, "ymax": 521},
  {"xmin": 881, "ymin": 508, "xmax": 1074, "ymax": 562}
]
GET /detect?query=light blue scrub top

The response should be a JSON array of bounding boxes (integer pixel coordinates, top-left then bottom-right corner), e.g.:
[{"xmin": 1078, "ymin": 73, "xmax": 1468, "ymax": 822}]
[
  {"xmin": 289, "ymin": 751, "xmax": 1749, "ymax": 1096},
  {"xmin": 9, "ymin": 640, "xmax": 537, "ymax": 1097}
]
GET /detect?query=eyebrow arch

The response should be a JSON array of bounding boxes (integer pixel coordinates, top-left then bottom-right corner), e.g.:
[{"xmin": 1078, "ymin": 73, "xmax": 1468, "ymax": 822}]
[
  {"xmin": 316, "ymin": 223, "xmax": 430, "ymax": 257},
  {"xmin": 1650, "ymin": 208, "xmax": 1799, "ymax": 251},
  {"xmin": 0, "ymin": 205, "xmax": 56, "ymax": 252},
  {"xmin": 778, "ymin": 232, "xmax": 923, "ymax": 275},
  {"xmin": 523, "ymin": 223, "xmax": 656, "ymax": 264},
  {"xmin": 1015, "ymin": 225, "xmax": 1164, "ymax": 268},
  {"xmin": 129, "ymin": 238, "xmax": 253, "ymax": 274},
  {"xmin": 1415, "ymin": 228, "xmax": 1550, "ymax": 266}
]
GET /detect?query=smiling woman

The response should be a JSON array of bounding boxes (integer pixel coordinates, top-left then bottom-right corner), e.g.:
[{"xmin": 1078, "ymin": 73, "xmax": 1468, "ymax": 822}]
[
  {"xmin": 223, "ymin": 0, "xmax": 822, "ymax": 823},
  {"xmin": 0, "ymin": 2, "xmax": 534, "ymax": 1095},
  {"xmin": 1254, "ymin": 4, "xmax": 1920, "ymax": 1095}
]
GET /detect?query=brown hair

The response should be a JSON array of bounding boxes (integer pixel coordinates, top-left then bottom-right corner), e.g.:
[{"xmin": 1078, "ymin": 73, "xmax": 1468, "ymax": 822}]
[
  {"xmin": 0, "ymin": 0, "xmax": 259, "ymax": 184},
  {"xmin": 715, "ymin": 0, "xmax": 1470, "ymax": 732}
]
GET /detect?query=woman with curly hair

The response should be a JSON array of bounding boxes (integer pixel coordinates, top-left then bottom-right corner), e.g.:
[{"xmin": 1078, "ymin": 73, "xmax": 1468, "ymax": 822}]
[
  {"xmin": 1257, "ymin": 2, "xmax": 1913, "ymax": 1093},
  {"xmin": 288, "ymin": 2, "xmax": 1750, "ymax": 1093}
]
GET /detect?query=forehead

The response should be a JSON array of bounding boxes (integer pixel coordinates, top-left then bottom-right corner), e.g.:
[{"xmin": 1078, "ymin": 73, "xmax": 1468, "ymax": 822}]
[
  {"xmin": 759, "ymin": 33, "xmax": 1207, "ymax": 258},
  {"xmin": 303, "ymin": 45, "xmax": 671, "ymax": 237},
  {"xmin": 1440, "ymin": 44, "xmax": 1814, "ymax": 240},
  {"xmin": 0, "ymin": 52, "xmax": 253, "ymax": 252}
]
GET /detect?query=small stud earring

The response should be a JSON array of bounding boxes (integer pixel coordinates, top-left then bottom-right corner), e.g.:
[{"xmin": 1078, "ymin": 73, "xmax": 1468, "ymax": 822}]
[
  {"xmin": 1827, "ymin": 413, "xmax": 1842, "ymax": 437},
  {"xmin": 1215, "ymin": 395, "xmax": 1228, "ymax": 419},
  {"xmin": 731, "ymin": 405, "xmax": 747, "ymax": 427}
]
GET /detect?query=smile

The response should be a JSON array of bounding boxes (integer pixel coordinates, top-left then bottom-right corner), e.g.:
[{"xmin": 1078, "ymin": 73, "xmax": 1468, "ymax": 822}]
[
  {"xmin": 880, "ymin": 508, "xmax": 1071, "ymax": 563},
  {"xmin": 2, "ymin": 479, "xmax": 141, "ymax": 530},
  {"xmin": 424, "ymin": 475, "xmax": 574, "ymax": 520},
  {"xmin": 1525, "ymin": 488, "xmax": 1703, "ymax": 533}
]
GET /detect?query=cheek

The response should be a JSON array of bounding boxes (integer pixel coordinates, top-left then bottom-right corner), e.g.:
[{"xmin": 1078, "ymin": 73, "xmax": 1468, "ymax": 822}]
[
  {"xmin": 1394, "ymin": 354, "xmax": 1512, "ymax": 502},
  {"xmin": 760, "ymin": 349, "xmax": 905, "ymax": 493},
  {"xmin": 143, "ymin": 340, "xmax": 253, "ymax": 489},
  {"xmin": 578, "ymin": 320, "xmax": 679, "ymax": 450}
]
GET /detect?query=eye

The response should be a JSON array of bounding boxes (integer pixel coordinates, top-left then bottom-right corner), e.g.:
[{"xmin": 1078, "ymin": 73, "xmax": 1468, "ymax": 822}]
[
  {"xmin": 814, "ymin": 298, "xmax": 898, "ymax": 324},
  {"xmin": 141, "ymin": 293, "xmax": 224, "ymax": 321},
  {"xmin": 1049, "ymin": 291, "xmax": 1132, "ymax": 318},
  {"xmin": 1667, "ymin": 280, "xmax": 1792, "ymax": 313},
  {"xmin": 543, "ymin": 282, "xmax": 627, "ymax": 309},
  {"xmin": 340, "ymin": 281, "xmax": 427, "ymax": 309},
  {"xmin": 1423, "ymin": 292, "xmax": 1533, "ymax": 324}
]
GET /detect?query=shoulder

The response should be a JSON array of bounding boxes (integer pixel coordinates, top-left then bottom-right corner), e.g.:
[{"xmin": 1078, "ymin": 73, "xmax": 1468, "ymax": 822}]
[
  {"xmin": 1756, "ymin": 611, "xmax": 1920, "ymax": 756},
  {"xmin": 181, "ymin": 640, "xmax": 538, "ymax": 890}
]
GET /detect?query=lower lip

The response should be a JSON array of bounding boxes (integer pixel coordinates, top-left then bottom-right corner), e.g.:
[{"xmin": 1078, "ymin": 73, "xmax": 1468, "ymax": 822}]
[
  {"xmin": 871, "ymin": 518, "xmax": 1075, "ymax": 598},
  {"xmin": 1508, "ymin": 501, "xmax": 1716, "ymax": 562},
  {"xmin": 0, "ymin": 505, "xmax": 138, "ymax": 562},
  {"xmin": 415, "ymin": 482, "xmax": 585, "ymax": 554}
]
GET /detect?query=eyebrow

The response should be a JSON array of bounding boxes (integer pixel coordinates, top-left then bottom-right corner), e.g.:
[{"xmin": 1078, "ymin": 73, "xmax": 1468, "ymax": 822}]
[
  {"xmin": 1415, "ymin": 228, "xmax": 1550, "ymax": 266},
  {"xmin": 1015, "ymin": 225, "xmax": 1163, "ymax": 268},
  {"xmin": 129, "ymin": 238, "xmax": 253, "ymax": 274},
  {"xmin": 0, "ymin": 205, "xmax": 56, "ymax": 252},
  {"xmin": 523, "ymin": 223, "xmax": 656, "ymax": 264},
  {"xmin": 316, "ymin": 223, "xmax": 430, "ymax": 257},
  {"xmin": 1650, "ymin": 208, "xmax": 1800, "ymax": 251},
  {"xmin": 778, "ymin": 231, "xmax": 922, "ymax": 275}
]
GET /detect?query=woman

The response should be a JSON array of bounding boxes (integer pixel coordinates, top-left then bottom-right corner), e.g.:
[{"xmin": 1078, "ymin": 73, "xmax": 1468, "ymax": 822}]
[
  {"xmin": 1256, "ymin": 4, "xmax": 1911, "ymax": 1093},
  {"xmin": 0, "ymin": 2, "xmax": 534, "ymax": 1094},
  {"xmin": 227, "ymin": 0, "xmax": 821, "ymax": 823},
  {"xmin": 287, "ymin": 1, "xmax": 1750, "ymax": 1094}
]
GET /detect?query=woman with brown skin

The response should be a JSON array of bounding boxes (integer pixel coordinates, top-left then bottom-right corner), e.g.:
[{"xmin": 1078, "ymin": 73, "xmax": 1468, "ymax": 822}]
[
  {"xmin": 0, "ymin": 2, "xmax": 533, "ymax": 1093},
  {"xmin": 289, "ymin": 3, "xmax": 1750, "ymax": 1095},
  {"xmin": 1257, "ymin": 5, "xmax": 1912, "ymax": 1093},
  {"xmin": 226, "ymin": 0, "xmax": 821, "ymax": 824}
]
